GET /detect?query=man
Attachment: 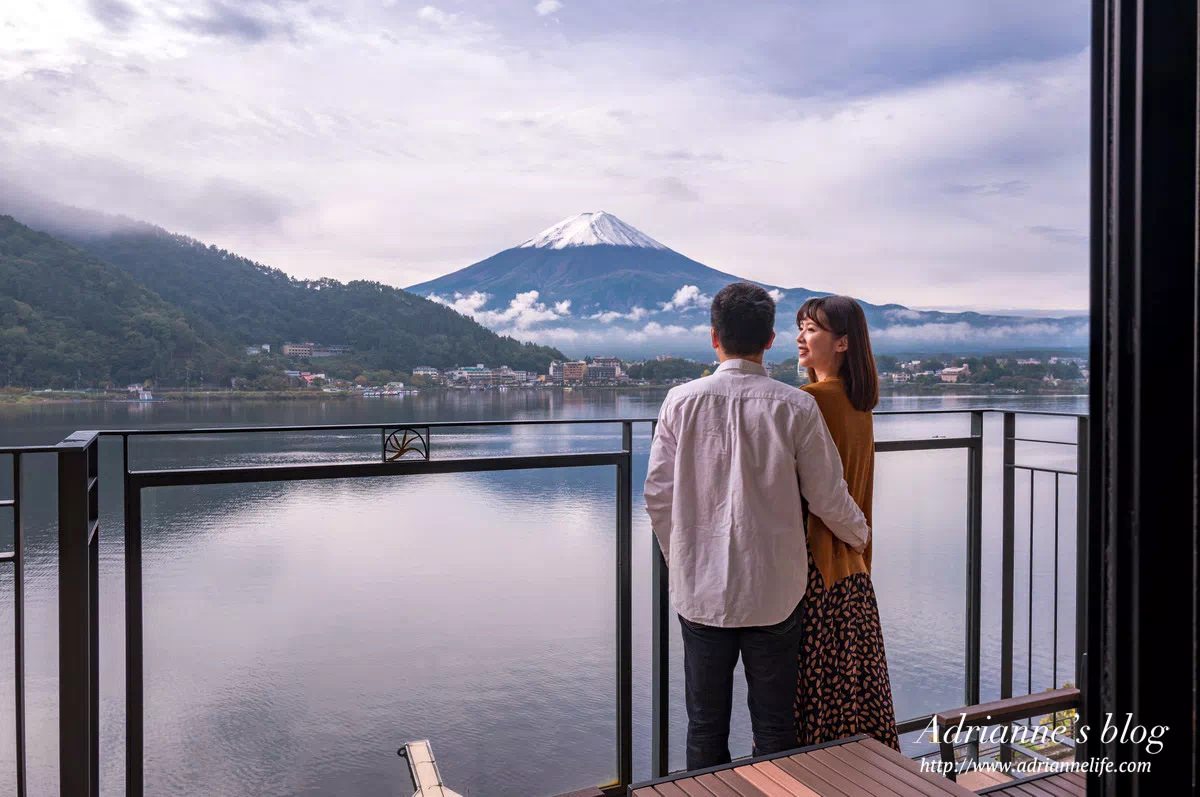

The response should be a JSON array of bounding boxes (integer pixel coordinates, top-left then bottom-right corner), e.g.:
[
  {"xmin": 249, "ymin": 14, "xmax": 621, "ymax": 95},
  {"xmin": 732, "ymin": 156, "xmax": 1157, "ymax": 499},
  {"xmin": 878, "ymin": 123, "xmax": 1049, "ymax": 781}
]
[{"xmin": 643, "ymin": 281, "xmax": 870, "ymax": 770}]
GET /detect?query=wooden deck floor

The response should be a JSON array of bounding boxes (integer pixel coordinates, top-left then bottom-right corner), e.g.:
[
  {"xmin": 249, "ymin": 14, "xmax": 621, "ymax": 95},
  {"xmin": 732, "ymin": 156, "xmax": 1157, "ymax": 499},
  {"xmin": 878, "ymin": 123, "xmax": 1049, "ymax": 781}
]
[
  {"xmin": 630, "ymin": 736, "xmax": 979, "ymax": 796},
  {"xmin": 976, "ymin": 771, "xmax": 1085, "ymax": 796}
]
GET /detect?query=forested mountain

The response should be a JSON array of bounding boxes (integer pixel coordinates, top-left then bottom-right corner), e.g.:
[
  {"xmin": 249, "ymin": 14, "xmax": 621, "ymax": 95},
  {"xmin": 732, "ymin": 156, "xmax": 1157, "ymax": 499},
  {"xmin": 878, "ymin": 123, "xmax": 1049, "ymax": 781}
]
[
  {"xmin": 0, "ymin": 216, "xmax": 223, "ymax": 387},
  {"xmin": 0, "ymin": 207, "xmax": 564, "ymax": 387},
  {"xmin": 55, "ymin": 222, "xmax": 562, "ymax": 375}
]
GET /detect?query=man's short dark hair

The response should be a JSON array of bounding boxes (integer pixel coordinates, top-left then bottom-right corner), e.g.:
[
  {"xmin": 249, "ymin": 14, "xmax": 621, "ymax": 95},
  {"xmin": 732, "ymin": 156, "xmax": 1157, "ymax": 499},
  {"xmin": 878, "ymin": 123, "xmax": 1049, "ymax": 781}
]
[{"xmin": 710, "ymin": 282, "xmax": 776, "ymax": 356}]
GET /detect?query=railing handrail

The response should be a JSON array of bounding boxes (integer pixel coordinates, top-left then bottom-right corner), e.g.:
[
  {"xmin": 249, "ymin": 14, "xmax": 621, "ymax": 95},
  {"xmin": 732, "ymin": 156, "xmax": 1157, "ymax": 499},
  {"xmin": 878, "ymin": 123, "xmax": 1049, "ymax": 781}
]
[
  {"xmin": 0, "ymin": 406, "xmax": 1090, "ymax": 452},
  {"xmin": 93, "ymin": 406, "xmax": 1089, "ymax": 435},
  {"xmin": 0, "ymin": 445, "xmax": 64, "ymax": 455},
  {"xmin": 95, "ymin": 418, "xmax": 660, "ymax": 436}
]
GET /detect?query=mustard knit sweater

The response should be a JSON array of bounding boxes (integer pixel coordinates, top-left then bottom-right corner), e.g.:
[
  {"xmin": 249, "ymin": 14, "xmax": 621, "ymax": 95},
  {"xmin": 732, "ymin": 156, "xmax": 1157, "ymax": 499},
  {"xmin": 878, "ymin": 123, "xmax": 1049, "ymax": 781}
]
[{"xmin": 802, "ymin": 377, "xmax": 874, "ymax": 585}]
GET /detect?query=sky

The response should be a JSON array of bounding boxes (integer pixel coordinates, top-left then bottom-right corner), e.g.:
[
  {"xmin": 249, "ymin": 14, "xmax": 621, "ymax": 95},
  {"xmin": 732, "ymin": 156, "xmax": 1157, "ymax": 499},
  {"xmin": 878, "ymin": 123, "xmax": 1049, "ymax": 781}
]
[{"xmin": 0, "ymin": 0, "xmax": 1091, "ymax": 311}]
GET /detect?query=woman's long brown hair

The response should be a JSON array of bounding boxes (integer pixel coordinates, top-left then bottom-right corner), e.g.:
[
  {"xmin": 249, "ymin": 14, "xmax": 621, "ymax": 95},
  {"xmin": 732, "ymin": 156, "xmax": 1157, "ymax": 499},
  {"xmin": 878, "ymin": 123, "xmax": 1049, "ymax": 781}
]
[{"xmin": 796, "ymin": 295, "xmax": 879, "ymax": 412}]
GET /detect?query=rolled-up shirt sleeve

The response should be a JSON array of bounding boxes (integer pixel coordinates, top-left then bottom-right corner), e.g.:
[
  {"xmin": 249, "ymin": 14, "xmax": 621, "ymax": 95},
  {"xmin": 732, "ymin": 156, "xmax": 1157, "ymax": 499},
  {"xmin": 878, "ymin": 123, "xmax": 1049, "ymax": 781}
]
[
  {"xmin": 643, "ymin": 399, "xmax": 677, "ymax": 565},
  {"xmin": 795, "ymin": 407, "xmax": 870, "ymax": 551}
]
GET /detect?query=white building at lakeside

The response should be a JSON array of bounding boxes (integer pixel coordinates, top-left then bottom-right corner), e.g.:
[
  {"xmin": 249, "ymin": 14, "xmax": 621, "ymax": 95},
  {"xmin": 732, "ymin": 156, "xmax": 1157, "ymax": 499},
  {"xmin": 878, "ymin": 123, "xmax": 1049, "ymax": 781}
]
[
  {"xmin": 445, "ymin": 364, "xmax": 491, "ymax": 386},
  {"xmin": 441, "ymin": 363, "xmax": 538, "ymax": 387}
]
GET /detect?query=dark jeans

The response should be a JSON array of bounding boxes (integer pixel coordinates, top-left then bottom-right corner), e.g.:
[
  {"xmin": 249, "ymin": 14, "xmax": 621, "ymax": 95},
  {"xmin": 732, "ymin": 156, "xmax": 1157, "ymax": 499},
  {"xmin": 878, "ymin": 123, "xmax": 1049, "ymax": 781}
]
[{"xmin": 679, "ymin": 602, "xmax": 803, "ymax": 771}]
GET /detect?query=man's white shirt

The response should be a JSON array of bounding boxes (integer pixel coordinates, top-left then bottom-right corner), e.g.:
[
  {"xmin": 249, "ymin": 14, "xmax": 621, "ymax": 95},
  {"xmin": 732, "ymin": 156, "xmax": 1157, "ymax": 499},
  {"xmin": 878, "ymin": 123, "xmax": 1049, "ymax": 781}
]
[{"xmin": 643, "ymin": 358, "xmax": 870, "ymax": 628}]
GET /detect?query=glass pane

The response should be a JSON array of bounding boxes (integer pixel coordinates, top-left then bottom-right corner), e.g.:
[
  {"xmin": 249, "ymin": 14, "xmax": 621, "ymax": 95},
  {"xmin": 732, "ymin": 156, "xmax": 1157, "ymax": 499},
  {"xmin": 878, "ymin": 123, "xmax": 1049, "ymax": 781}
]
[{"xmin": 138, "ymin": 468, "xmax": 617, "ymax": 797}]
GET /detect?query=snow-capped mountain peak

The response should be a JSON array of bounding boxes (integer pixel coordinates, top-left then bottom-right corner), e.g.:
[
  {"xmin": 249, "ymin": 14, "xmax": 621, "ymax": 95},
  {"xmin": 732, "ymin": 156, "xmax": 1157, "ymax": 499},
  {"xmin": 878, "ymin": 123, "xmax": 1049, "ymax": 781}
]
[{"xmin": 517, "ymin": 211, "xmax": 668, "ymax": 250}]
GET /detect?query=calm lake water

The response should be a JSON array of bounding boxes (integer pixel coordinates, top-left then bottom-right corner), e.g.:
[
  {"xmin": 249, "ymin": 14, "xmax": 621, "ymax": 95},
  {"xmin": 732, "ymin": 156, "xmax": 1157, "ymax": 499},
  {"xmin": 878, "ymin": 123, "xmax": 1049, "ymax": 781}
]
[{"xmin": 0, "ymin": 389, "xmax": 1087, "ymax": 796}]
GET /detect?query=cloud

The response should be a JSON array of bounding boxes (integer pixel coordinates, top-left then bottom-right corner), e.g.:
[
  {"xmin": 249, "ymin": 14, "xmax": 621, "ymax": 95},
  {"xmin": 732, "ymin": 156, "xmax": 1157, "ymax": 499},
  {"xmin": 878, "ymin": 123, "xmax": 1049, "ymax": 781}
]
[
  {"xmin": 487, "ymin": 318, "xmax": 724, "ymax": 357},
  {"xmin": 416, "ymin": 5, "xmax": 457, "ymax": 27},
  {"xmin": 605, "ymin": 320, "xmax": 711, "ymax": 344},
  {"xmin": 174, "ymin": 2, "xmax": 294, "ymax": 43},
  {"xmin": 427, "ymin": 290, "xmax": 491, "ymax": 315},
  {"xmin": 467, "ymin": 314, "xmax": 1088, "ymax": 357},
  {"xmin": 660, "ymin": 285, "xmax": 712, "ymax": 312},
  {"xmin": 0, "ymin": 149, "xmax": 300, "ymax": 235},
  {"xmin": 1028, "ymin": 225, "xmax": 1086, "ymax": 245},
  {"xmin": 872, "ymin": 320, "xmax": 1088, "ymax": 344},
  {"xmin": 534, "ymin": 0, "xmax": 563, "ymax": 16},
  {"xmin": 768, "ymin": 289, "xmax": 785, "ymax": 303},
  {"xmin": 644, "ymin": 321, "xmax": 690, "ymax": 336},
  {"xmin": 620, "ymin": 321, "xmax": 686, "ymax": 344},
  {"xmin": 496, "ymin": 325, "xmax": 582, "ymax": 345},
  {"xmin": 884, "ymin": 308, "xmax": 925, "ymax": 321},
  {"xmin": 644, "ymin": 149, "xmax": 727, "ymax": 163},
  {"xmin": 87, "ymin": 0, "xmax": 137, "ymax": 33},
  {"xmin": 649, "ymin": 175, "xmax": 700, "ymax": 202},
  {"xmin": 943, "ymin": 180, "xmax": 1030, "ymax": 196},
  {"xmin": 430, "ymin": 290, "xmax": 571, "ymax": 329},
  {"xmin": 587, "ymin": 306, "xmax": 649, "ymax": 323}
]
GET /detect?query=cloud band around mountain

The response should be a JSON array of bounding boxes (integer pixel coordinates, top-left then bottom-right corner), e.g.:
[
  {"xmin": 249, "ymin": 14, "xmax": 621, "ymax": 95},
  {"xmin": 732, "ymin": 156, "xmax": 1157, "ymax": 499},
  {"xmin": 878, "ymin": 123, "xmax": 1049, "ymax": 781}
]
[
  {"xmin": 428, "ymin": 289, "xmax": 571, "ymax": 329},
  {"xmin": 873, "ymin": 319, "xmax": 1089, "ymax": 344},
  {"xmin": 660, "ymin": 284, "xmax": 712, "ymax": 311}
]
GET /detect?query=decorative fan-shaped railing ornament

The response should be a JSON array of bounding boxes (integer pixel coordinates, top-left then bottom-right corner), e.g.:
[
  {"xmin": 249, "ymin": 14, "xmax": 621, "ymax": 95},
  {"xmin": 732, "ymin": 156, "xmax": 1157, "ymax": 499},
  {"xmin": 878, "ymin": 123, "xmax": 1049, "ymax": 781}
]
[{"xmin": 383, "ymin": 427, "xmax": 430, "ymax": 461}]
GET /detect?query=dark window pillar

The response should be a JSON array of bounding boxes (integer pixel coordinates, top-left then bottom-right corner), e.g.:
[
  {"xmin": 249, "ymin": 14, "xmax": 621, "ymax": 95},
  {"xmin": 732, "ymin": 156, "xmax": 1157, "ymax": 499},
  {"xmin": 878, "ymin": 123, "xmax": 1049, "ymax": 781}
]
[{"xmin": 1089, "ymin": 1, "xmax": 1198, "ymax": 793}]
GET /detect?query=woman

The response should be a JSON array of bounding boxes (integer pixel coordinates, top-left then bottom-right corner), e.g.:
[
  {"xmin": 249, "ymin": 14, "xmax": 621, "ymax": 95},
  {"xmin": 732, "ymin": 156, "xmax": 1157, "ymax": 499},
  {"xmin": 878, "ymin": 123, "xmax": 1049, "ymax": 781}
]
[{"xmin": 793, "ymin": 295, "xmax": 900, "ymax": 750}]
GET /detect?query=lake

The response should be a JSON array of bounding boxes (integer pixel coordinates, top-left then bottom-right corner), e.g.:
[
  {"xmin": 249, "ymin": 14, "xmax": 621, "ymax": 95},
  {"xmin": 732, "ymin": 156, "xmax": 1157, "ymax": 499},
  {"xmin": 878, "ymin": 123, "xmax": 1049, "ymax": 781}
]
[{"xmin": 0, "ymin": 389, "xmax": 1087, "ymax": 796}]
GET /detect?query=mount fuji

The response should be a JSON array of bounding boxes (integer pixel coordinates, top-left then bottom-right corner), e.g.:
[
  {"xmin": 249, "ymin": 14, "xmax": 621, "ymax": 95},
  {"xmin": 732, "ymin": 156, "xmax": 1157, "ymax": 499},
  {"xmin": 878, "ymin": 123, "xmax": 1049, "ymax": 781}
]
[{"xmin": 407, "ymin": 212, "xmax": 1087, "ymax": 358}]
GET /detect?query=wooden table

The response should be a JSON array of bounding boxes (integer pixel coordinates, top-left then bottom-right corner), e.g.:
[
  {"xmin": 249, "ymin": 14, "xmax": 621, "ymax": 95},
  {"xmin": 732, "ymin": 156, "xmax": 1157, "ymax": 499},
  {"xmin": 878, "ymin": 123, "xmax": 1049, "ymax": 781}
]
[{"xmin": 630, "ymin": 736, "xmax": 979, "ymax": 796}]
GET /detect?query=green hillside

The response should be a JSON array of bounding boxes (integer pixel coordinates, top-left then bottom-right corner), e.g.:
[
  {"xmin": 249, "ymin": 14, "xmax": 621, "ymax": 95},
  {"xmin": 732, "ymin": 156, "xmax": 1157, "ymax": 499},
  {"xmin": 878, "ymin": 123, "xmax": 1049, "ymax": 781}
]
[
  {"xmin": 0, "ymin": 216, "xmax": 226, "ymax": 387},
  {"xmin": 57, "ymin": 222, "xmax": 563, "ymax": 374}
]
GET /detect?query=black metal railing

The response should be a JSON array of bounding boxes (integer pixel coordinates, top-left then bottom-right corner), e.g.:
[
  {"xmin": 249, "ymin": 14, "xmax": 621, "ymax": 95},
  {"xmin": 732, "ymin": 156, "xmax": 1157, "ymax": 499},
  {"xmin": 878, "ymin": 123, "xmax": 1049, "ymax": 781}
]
[
  {"xmin": 1, "ymin": 441, "xmax": 65, "ymax": 797},
  {"xmin": 997, "ymin": 411, "xmax": 1089, "ymax": 765},
  {"xmin": 2, "ymin": 408, "xmax": 1088, "ymax": 797},
  {"xmin": 0, "ymin": 449, "xmax": 22, "ymax": 797},
  {"xmin": 1, "ymin": 444, "xmax": 46, "ymax": 797}
]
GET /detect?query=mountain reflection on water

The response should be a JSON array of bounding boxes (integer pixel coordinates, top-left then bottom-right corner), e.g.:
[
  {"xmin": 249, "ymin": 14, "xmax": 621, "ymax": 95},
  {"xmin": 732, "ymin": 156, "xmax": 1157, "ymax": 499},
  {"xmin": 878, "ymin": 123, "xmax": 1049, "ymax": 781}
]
[{"xmin": 0, "ymin": 390, "xmax": 1086, "ymax": 796}]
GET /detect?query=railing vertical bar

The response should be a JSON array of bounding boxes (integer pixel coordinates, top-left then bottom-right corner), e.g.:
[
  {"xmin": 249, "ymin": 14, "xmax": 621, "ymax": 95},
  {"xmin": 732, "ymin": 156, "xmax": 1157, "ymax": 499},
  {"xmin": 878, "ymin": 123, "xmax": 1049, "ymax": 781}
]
[
  {"xmin": 964, "ymin": 413, "xmax": 984, "ymax": 765},
  {"xmin": 999, "ymin": 412, "xmax": 1015, "ymax": 764},
  {"xmin": 13, "ymin": 452, "xmax": 27, "ymax": 797},
  {"xmin": 1052, "ymin": 472, "xmax": 1060, "ymax": 731},
  {"xmin": 649, "ymin": 419, "xmax": 670, "ymax": 778},
  {"xmin": 88, "ymin": 439, "xmax": 100, "ymax": 797},
  {"xmin": 615, "ymin": 423, "xmax": 633, "ymax": 789},
  {"xmin": 1073, "ymin": 416, "xmax": 1089, "ymax": 762},
  {"xmin": 125, "ymin": 435, "xmax": 144, "ymax": 797},
  {"xmin": 58, "ymin": 434, "xmax": 95, "ymax": 796},
  {"xmin": 1053, "ymin": 473, "xmax": 1060, "ymax": 691},
  {"xmin": 964, "ymin": 413, "xmax": 983, "ymax": 708},
  {"xmin": 1027, "ymin": 469, "xmax": 1034, "ymax": 698},
  {"xmin": 89, "ymin": 511, "xmax": 100, "ymax": 795}
]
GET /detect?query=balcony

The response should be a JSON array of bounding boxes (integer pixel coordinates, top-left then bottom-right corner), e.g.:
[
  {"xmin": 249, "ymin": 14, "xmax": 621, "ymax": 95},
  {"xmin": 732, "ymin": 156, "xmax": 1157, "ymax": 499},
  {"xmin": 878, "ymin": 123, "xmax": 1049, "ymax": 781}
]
[{"xmin": 0, "ymin": 408, "xmax": 1091, "ymax": 796}]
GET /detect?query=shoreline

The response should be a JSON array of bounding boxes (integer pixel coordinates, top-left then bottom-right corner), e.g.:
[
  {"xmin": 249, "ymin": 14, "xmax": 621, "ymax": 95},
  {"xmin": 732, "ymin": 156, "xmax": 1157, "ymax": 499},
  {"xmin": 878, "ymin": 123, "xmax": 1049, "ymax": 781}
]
[{"xmin": 1, "ymin": 382, "xmax": 1088, "ymax": 405}]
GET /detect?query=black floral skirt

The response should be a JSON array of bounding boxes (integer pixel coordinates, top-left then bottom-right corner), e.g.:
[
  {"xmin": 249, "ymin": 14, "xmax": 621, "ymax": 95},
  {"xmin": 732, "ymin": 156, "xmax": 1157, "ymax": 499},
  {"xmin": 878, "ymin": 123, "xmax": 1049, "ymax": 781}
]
[{"xmin": 794, "ymin": 547, "xmax": 901, "ymax": 750}]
